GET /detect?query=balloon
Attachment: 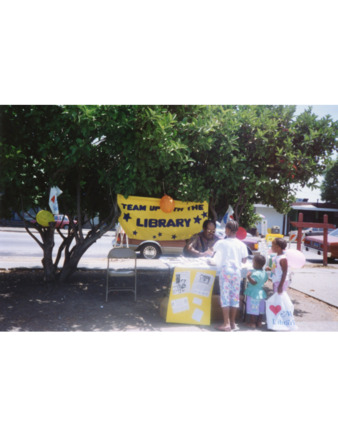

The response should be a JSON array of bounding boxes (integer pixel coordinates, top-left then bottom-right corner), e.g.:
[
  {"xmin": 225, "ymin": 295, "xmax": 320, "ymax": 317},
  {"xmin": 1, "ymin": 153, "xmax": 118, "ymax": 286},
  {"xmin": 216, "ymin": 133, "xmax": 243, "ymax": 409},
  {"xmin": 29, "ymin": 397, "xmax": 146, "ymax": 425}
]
[
  {"xmin": 160, "ymin": 195, "xmax": 175, "ymax": 213},
  {"xmin": 285, "ymin": 249, "xmax": 306, "ymax": 269},
  {"xmin": 236, "ymin": 227, "xmax": 247, "ymax": 240},
  {"xmin": 36, "ymin": 210, "xmax": 55, "ymax": 227}
]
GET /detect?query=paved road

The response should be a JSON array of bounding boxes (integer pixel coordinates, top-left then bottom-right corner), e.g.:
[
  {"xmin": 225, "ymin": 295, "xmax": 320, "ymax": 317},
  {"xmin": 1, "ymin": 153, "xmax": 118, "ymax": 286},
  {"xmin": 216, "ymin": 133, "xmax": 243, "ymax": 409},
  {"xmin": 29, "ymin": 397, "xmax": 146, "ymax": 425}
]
[
  {"xmin": 289, "ymin": 265, "xmax": 338, "ymax": 307},
  {"xmin": 0, "ymin": 227, "xmax": 114, "ymax": 268}
]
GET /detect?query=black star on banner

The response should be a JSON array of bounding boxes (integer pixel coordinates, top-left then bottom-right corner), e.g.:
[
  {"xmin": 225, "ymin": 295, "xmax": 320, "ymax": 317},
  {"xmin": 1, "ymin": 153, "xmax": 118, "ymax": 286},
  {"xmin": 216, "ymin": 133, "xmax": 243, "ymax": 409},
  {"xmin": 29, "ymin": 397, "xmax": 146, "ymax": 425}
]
[
  {"xmin": 194, "ymin": 216, "xmax": 202, "ymax": 224},
  {"xmin": 158, "ymin": 233, "xmax": 162, "ymax": 237},
  {"xmin": 171, "ymin": 235, "xmax": 177, "ymax": 239},
  {"xmin": 153, "ymin": 235, "xmax": 157, "ymax": 239},
  {"xmin": 123, "ymin": 213, "xmax": 131, "ymax": 222},
  {"xmin": 202, "ymin": 212, "xmax": 208, "ymax": 218},
  {"xmin": 133, "ymin": 231, "xmax": 137, "ymax": 236}
]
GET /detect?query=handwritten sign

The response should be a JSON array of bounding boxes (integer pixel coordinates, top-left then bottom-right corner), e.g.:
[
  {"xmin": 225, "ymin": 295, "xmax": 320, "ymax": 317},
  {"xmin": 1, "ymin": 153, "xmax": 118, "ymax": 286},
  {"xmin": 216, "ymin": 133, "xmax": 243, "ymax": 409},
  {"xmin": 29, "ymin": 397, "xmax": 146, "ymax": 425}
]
[
  {"xmin": 166, "ymin": 267, "xmax": 216, "ymax": 325},
  {"xmin": 117, "ymin": 194, "xmax": 209, "ymax": 241}
]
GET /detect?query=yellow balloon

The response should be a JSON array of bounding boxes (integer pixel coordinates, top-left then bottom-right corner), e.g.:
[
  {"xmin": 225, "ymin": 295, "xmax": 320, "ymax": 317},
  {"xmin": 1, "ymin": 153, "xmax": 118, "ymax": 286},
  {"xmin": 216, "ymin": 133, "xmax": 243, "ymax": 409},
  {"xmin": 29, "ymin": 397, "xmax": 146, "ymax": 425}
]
[{"xmin": 36, "ymin": 210, "xmax": 55, "ymax": 227}]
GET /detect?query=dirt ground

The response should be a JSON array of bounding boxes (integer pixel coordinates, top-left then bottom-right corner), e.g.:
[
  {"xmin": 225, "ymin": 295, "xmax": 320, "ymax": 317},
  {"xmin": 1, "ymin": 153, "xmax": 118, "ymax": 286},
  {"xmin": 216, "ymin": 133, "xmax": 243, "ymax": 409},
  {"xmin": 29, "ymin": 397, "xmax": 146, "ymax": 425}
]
[{"xmin": 1, "ymin": 268, "xmax": 338, "ymax": 331}]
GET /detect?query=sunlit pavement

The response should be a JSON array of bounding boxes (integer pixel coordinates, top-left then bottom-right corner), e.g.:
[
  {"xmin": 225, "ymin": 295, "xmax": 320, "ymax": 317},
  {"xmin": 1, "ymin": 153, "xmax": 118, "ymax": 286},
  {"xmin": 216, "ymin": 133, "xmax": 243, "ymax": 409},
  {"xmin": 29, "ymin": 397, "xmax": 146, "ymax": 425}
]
[{"xmin": 260, "ymin": 240, "xmax": 338, "ymax": 308}]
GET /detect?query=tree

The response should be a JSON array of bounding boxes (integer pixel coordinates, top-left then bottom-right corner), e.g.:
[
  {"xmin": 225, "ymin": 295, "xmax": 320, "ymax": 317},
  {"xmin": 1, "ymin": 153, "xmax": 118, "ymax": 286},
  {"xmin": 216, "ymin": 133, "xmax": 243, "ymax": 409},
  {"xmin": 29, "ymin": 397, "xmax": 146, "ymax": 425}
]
[
  {"xmin": 321, "ymin": 158, "xmax": 338, "ymax": 204},
  {"xmin": 98, "ymin": 104, "xmax": 338, "ymax": 226},
  {"xmin": 171, "ymin": 105, "xmax": 338, "ymax": 224},
  {"xmin": 1, "ymin": 105, "xmax": 337, "ymax": 284},
  {"xmin": 0, "ymin": 105, "xmax": 117, "ymax": 282},
  {"xmin": 0, "ymin": 105, "xmax": 202, "ymax": 282}
]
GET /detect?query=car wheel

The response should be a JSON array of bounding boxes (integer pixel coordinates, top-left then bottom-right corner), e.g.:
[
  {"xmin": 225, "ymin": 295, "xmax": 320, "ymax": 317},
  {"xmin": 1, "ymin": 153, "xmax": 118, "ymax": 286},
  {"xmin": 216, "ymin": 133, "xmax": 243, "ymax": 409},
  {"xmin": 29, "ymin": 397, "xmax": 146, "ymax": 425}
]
[{"xmin": 139, "ymin": 243, "xmax": 161, "ymax": 259}]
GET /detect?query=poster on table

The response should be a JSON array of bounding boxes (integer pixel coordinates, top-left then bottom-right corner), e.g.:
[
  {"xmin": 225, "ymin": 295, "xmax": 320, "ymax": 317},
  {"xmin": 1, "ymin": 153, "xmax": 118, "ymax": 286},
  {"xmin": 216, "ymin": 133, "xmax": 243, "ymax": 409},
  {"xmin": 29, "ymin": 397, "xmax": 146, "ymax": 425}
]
[
  {"xmin": 166, "ymin": 267, "xmax": 216, "ymax": 325},
  {"xmin": 117, "ymin": 194, "xmax": 209, "ymax": 241}
]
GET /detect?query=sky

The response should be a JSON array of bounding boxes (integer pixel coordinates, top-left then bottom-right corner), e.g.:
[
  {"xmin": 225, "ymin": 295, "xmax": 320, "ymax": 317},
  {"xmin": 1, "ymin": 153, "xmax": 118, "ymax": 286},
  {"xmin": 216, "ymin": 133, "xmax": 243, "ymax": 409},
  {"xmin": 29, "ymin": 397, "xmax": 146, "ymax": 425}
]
[{"xmin": 293, "ymin": 105, "xmax": 338, "ymax": 202}]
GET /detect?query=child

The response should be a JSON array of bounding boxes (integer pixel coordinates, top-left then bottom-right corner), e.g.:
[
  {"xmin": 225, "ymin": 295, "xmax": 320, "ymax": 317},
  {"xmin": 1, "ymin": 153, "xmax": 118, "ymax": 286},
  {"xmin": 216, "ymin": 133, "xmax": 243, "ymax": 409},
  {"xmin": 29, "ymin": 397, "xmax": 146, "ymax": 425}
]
[
  {"xmin": 267, "ymin": 238, "xmax": 289, "ymax": 294},
  {"xmin": 208, "ymin": 220, "xmax": 248, "ymax": 331},
  {"xmin": 244, "ymin": 254, "xmax": 268, "ymax": 329}
]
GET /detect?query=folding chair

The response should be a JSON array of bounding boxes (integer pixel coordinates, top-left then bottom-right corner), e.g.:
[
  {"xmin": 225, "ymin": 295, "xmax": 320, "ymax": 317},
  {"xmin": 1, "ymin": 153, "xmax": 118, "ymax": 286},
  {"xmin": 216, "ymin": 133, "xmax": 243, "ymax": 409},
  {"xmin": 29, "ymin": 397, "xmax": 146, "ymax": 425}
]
[{"xmin": 106, "ymin": 248, "xmax": 137, "ymax": 302}]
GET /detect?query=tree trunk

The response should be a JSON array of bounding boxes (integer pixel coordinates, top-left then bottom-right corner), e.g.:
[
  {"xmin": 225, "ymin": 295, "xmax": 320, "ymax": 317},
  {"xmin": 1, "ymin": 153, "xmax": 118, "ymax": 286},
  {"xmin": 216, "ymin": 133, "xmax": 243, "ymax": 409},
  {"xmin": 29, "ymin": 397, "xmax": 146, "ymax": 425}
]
[
  {"xmin": 57, "ymin": 236, "xmax": 101, "ymax": 283},
  {"xmin": 25, "ymin": 206, "xmax": 118, "ymax": 285},
  {"xmin": 57, "ymin": 252, "xmax": 82, "ymax": 283},
  {"xmin": 209, "ymin": 196, "xmax": 218, "ymax": 222},
  {"xmin": 41, "ymin": 225, "xmax": 56, "ymax": 282}
]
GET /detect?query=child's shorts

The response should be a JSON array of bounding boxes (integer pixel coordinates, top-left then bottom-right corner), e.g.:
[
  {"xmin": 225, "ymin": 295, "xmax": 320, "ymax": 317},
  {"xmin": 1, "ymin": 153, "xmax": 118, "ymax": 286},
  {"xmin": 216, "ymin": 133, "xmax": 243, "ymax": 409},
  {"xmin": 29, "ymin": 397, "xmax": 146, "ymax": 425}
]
[
  {"xmin": 246, "ymin": 296, "xmax": 265, "ymax": 316},
  {"xmin": 219, "ymin": 266, "xmax": 241, "ymax": 308},
  {"xmin": 273, "ymin": 280, "xmax": 289, "ymax": 294}
]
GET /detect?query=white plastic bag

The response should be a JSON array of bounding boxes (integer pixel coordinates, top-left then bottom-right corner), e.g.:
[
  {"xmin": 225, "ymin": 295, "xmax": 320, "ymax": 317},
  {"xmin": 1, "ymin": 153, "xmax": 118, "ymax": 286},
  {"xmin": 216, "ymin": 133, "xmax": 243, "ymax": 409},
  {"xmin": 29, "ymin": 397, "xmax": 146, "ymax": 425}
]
[{"xmin": 266, "ymin": 292, "xmax": 297, "ymax": 331}]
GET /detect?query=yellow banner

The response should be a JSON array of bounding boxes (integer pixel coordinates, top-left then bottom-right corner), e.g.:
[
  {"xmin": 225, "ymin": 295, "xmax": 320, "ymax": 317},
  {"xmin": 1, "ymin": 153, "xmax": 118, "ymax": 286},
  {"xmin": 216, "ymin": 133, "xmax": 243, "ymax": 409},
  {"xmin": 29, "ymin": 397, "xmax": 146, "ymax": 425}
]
[
  {"xmin": 117, "ymin": 194, "xmax": 209, "ymax": 241},
  {"xmin": 166, "ymin": 267, "xmax": 216, "ymax": 325}
]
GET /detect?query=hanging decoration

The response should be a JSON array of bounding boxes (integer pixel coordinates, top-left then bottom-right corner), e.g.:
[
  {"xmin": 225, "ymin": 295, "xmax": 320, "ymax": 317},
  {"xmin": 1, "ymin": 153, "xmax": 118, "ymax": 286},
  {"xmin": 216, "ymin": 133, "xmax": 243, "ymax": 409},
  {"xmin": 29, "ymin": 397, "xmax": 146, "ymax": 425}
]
[
  {"xmin": 236, "ymin": 227, "xmax": 247, "ymax": 240},
  {"xmin": 285, "ymin": 249, "xmax": 306, "ymax": 269},
  {"xmin": 222, "ymin": 205, "xmax": 234, "ymax": 225},
  {"xmin": 36, "ymin": 210, "xmax": 55, "ymax": 227},
  {"xmin": 160, "ymin": 195, "xmax": 175, "ymax": 213},
  {"xmin": 49, "ymin": 186, "xmax": 63, "ymax": 215}
]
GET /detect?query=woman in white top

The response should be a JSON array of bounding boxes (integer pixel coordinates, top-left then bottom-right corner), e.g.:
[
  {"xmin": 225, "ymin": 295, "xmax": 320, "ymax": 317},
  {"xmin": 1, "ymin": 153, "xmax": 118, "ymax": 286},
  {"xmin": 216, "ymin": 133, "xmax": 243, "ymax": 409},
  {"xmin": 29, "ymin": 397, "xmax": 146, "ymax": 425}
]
[{"xmin": 209, "ymin": 220, "xmax": 247, "ymax": 331}]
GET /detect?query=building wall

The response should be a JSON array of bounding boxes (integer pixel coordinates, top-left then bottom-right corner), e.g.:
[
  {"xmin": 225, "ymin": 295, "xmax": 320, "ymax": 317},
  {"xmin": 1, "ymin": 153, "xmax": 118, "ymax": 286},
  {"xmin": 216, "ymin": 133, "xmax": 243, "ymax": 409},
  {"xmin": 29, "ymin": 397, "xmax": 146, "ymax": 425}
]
[
  {"xmin": 254, "ymin": 205, "xmax": 286, "ymax": 236},
  {"xmin": 288, "ymin": 209, "xmax": 338, "ymax": 230},
  {"xmin": 255, "ymin": 203, "xmax": 338, "ymax": 236}
]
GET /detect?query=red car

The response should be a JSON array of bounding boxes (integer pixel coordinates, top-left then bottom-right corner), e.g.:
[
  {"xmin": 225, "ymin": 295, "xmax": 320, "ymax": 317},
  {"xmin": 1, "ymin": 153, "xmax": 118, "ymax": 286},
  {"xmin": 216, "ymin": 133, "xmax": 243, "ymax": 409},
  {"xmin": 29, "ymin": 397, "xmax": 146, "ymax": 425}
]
[
  {"xmin": 21, "ymin": 213, "xmax": 75, "ymax": 229},
  {"xmin": 304, "ymin": 228, "xmax": 338, "ymax": 261},
  {"xmin": 53, "ymin": 215, "xmax": 72, "ymax": 229}
]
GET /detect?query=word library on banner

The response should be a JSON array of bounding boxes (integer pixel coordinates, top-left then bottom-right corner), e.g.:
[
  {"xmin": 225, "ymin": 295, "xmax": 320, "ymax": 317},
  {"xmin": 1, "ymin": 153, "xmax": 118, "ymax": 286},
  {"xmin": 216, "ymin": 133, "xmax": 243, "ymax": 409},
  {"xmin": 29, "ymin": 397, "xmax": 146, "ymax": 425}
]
[{"xmin": 117, "ymin": 194, "xmax": 209, "ymax": 242}]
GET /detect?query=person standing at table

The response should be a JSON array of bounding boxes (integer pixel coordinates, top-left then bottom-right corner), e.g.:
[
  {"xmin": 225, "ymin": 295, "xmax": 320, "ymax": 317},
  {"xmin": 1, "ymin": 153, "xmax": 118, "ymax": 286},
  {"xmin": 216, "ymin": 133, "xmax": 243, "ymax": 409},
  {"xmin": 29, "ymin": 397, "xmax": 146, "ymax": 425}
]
[
  {"xmin": 208, "ymin": 220, "xmax": 247, "ymax": 331},
  {"xmin": 245, "ymin": 254, "xmax": 268, "ymax": 329},
  {"xmin": 266, "ymin": 237, "xmax": 290, "ymax": 294},
  {"xmin": 183, "ymin": 219, "xmax": 220, "ymax": 257}
]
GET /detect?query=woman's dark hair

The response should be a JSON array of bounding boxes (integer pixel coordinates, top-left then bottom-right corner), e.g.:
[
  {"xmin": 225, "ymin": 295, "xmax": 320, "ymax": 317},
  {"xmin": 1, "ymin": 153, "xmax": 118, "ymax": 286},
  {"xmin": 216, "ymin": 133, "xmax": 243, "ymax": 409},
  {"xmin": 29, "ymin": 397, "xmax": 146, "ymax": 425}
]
[
  {"xmin": 202, "ymin": 219, "xmax": 216, "ymax": 230},
  {"xmin": 225, "ymin": 220, "xmax": 239, "ymax": 233},
  {"xmin": 274, "ymin": 238, "xmax": 287, "ymax": 250}
]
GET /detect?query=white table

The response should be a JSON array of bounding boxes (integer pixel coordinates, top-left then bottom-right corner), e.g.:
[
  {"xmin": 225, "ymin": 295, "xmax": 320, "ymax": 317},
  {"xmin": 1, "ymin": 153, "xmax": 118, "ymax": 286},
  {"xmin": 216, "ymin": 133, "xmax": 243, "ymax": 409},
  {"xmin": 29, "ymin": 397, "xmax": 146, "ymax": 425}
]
[{"xmin": 161, "ymin": 256, "xmax": 252, "ymax": 278}]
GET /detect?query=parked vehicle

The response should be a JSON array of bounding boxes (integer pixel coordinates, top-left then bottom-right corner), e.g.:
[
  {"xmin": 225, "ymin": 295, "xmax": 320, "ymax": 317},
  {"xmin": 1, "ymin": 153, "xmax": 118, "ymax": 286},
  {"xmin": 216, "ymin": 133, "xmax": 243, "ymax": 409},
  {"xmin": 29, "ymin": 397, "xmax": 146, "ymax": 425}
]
[
  {"xmin": 53, "ymin": 214, "xmax": 76, "ymax": 229},
  {"xmin": 22, "ymin": 213, "xmax": 36, "ymax": 224},
  {"xmin": 215, "ymin": 222, "xmax": 259, "ymax": 252},
  {"xmin": 304, "ymin": 228, "xmax": 338, "ymax": 261},
  {"xmin": 113, "ymin": 221, "xmax": 256, "ymax": 259},
  {"xmin": 24, "ymin": 213, "xmax": 72, "ymax": 229},
  {"xmin": 0, "ymin": 211, "xmax": 37, "ymax": 227},
  {"xmin": 242, "ymin": 235, "xmax": 259, "ymax": 252},
  {"xmin": 114, "ymin": 232, "xmax": 186, "ymax": 259},
  {"xmin": 304, "ymin": 227, "xmax": 325, "ymax": 236}
]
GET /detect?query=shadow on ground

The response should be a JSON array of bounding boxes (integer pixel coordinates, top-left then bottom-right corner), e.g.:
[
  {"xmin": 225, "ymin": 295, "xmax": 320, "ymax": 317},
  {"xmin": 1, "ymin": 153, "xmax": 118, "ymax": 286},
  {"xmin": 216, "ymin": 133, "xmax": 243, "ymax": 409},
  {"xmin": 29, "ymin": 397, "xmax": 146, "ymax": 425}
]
[
  {"xmin": 0, "ymin": 269, "xmax": 176, "ymax": 331},
  {"xmin": 1, "ymin": 269, "xmax": 338, "ymax": 332}
]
